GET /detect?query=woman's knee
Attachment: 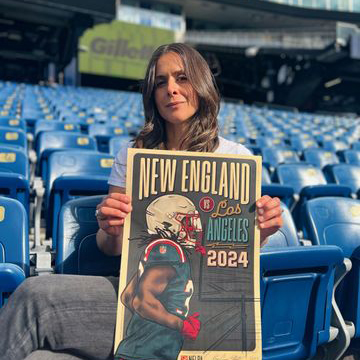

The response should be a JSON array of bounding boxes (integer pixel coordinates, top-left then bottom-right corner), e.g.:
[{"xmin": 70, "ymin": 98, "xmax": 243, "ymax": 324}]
[{"xmin": 10, "ymin": 276, "xmax": 51, "ymax": 306}]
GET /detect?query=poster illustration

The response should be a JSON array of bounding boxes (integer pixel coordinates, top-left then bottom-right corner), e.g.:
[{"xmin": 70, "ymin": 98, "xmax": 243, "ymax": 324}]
[{"xmin": 114, "ymin": 148, "xmax": 262, "ymax": 360}]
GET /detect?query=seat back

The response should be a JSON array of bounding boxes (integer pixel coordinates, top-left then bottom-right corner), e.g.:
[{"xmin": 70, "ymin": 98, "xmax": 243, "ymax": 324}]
[
  {"xmin": 46, "ymin": 151, "xmax": 113, "ymax": 246},
  {"xmin": 290, "ymin": 136, "xmax": 318, "ymax": 152},
  {"xmin": 322, "ymin": 140, "xmax": 348, "ymax": 152},
  {"xmin": 256, "ymin": 136, "xmax": 285, "ymax": 148},
  {"xmin": 55, "ymin": 195, "xmax": 120, "ymax": 275},
  {"xmin": 88, "ymin": 124, "xmax": 126, "ymax": 137},
  {"xmin": 302, "ymin": 197, "xmax": 360, "ymax": 337},
  {"xmin": 0, "ymin": 118, "xmax": 26, "ymax": 132},
  {"xmin": 0, "ymin": 126, "xmax": 27, "ymax": 150},
  {"xmin": 0, "ymin": 196, "xmax": 29, "ymax": 274},
  {"xmin": 36, "ymin": 131, "xmax": 96, "ymax": 159},
  {"xmin": 328, "ymin": 164, "xmax": 360, "ymax": 194},
  {"xmin": 276, "ymin": 163, "xmax": 326, "ymax": 194},
  {"xmin": 303, "ymin": 148, "xmax": 339, "ymax": 169},
  {"xmin": 36, "ymin": 131, "xmax": 97, "ymax": 177},
  {"xmin": 342, "ymin": 150, "xmax": 360, "ymax": 166},
  {"xmin": 46, "ymin": 150, "xmax": 113, "ymax": 202},
  {"xmin": 34, "ymin": 120, "xmax": 80, "ymax": 142},
  {"xmin": 261, "ymin": 245, "xmax": 344, "ymax": 360},
  {"xmin": 262, "ymin": 147, "xmax": 300, "ymax": 168},
  {"xmin": 0, "ymin": 145, "xmax": 29, "ymax": 179},
  {"xmin": 88, "ymin": 124, "xmax": 127, "ymax": 152}
]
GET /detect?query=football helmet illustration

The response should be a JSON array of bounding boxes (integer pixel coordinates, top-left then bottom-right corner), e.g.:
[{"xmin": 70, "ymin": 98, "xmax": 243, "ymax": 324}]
[{"xmin": 146, "ymin": 195, "xmax": 203, "ymax": 248}]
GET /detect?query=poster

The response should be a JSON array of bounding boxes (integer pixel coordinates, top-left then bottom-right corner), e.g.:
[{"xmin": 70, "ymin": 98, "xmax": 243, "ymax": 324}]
[{"xmin": 114, "ymin": 148, "xmax": 262, "ymax": 360}]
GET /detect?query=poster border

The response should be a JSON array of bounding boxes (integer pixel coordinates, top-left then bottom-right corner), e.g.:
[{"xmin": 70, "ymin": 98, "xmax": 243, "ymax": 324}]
[{"xmin": 114, "ymin": 148, "xmax": 263, "ymax": 359}]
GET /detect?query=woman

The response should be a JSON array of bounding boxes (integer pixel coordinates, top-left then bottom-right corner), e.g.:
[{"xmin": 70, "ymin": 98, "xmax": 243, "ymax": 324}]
[
  {"xmin": 96, "ymin": 43, "xmax": 281, "ymax": 257},
  {"xmin": 0, "ymin": 43, "xmax": 282, "ymax": 360}
]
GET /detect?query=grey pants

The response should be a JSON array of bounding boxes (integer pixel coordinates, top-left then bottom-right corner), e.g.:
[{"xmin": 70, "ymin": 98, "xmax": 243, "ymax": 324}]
[{"xmin": 0, "ymin": 274, "xmax": 119, "ymax": 360}]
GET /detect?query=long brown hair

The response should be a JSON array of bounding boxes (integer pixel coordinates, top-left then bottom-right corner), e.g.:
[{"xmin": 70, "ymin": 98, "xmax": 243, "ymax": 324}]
[{"xmin": 134, "ymin": 43, "xmax": 220, "ymax": 152}]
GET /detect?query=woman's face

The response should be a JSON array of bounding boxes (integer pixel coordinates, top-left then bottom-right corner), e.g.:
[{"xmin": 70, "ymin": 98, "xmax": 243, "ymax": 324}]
[{"xmin": 154, "ymin": 52, "xmax": 199, "ymax": 126}]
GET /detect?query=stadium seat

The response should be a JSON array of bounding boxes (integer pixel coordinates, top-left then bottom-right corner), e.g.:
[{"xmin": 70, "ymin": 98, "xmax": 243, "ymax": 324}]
[
  {"xmin": 88, "ymin": 124, "xmax": 127, "ymax": 153},
  {"xmin": 255, "ymin": 136, "xmax": 286, "ymax": 148},
  {"xmin": 261, "ymin": 245, "xmax": 345, "ymax": 360},
  {"xmin": 261, "ymin": 147, "xmax": 300, "ymax": 171},
  {"xmin": 324, "ymin": 164, "xmax": 360, "ymax": 196},
  {"xmin": 0, "ymin": 126, "xmax": 27, "ymax": 151},
  {"xmin": 36, "ymin": 131, "xmax": 97, "ymax": 179},
  {"xmin": 274, "ymin": 163, "xmax": 351, "ymax": 227},
  {"xmin": 290, "ymin": 135, "xmax": 318, "ymax": 153},
  {"xmin": 321, "ymin": 140, "xmax": 349, "ymax": 153},
  {"xmin": 338, "ymin": 149, "xmax": 360, "ymax": 165},
  {"xmin": 0, "ymin": 196, "xmax": 29, "ymax": 306},
  {"xmin": 46, "ymin": 150, "xmax": 113, "ymax": 248},
  {"xmin": 0, "ymin": 118, "xmax": 27, "ymax": 132},
  {"xmin": 34, "ymin": 120, "xmax": 81, "ymax": 143},
  {"xmin": 55, "ymin": 195, "xmax": 120, "ymax": 275},
  {"xmin": 302, "ymin": 197, "xmax": 360, "ymax": 344},
  {"xmin": 303, "ymin": 148, "xmax": 339, "ymax": 169},
  {"xmin": 0, "ymin": 145, "xmax": 30, "ymax": 215}
]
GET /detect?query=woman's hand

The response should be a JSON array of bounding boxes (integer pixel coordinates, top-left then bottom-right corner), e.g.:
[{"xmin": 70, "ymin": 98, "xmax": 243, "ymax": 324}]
[
  {"xmin": 96, "ymin": 193, "xmax": 132, "ymax": 236},
  {"xmin": 256, "ymin": 195, "xmax": 283, "ymax": 247}
]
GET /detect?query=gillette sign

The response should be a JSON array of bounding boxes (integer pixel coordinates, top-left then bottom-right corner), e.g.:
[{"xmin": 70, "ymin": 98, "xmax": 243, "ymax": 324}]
[{"xmin": 79, "ymin": 21, "xmax": 174, "ymax": 79}]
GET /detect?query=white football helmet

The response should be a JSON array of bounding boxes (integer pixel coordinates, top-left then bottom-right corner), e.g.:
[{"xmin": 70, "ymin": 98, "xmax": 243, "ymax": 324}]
[{"xmin": 146, "ymin": 195, "xmax": 202, "ymax": 248}]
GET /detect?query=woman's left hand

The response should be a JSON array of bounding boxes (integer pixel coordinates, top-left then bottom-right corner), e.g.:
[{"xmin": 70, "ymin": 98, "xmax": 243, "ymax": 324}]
[{"xmin": 256, "ymin": 195, "xmax": 283, "ymax": 247}]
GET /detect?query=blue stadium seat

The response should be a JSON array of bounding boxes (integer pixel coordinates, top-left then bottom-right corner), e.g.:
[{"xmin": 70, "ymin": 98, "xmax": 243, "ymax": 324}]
[
  {"xmin": 302, "ymin": 197, "xmax": 360, "ymax": 342},
  {"xmin": 0, "ymin": 118, "xmax": 27, "ymax": 132},
  {"xmin": 325, "ymin": 164, "xmax": 360, "ymax": 196},
  {"xmin": 256, "ymin": 136, "xmax": 286, "ymax": 148},
  {"xmin": 352, "ymin": 142, "xmax": 360, "ymax": 151},
  {"xmin": 322, "ymin": 140, "xmax": 349, "ymax": 152},
  {"xmin": 275, "ymin": 163, "xmax": 351, "ymax": 227},
  {"xmin": 46, "ymin": 151, "xmax": 113, "ymax": 248},
  {"xmin": 0, "ymin": 146, "xmax": 30, "ymax": 215},
  {"xmin": 339, "ymin": 150, "xmax": 360, "ymax": 166},
  {"xmin": 303, "ymin": 148, "xmax": 339, "ymax": 169},
  {"xmin": 0, "ymin": 196, "xmax": 29, "ymax": 306},
  {"xmin": 0, "ymin": 126, "xmax": 27, "ymax": 151},
  {"xmin": 261, "ymin": 245, "xmax": 344, "ymax": 360},
  {"xmin": 36, "ymin": 131, "xmax": 97, "ymax": 179},
  {"xmin": 88, "ymin": 124, "xmax": 127, "ymax": 153},
  {"xmin": 290, "ymin": 135, "xmax": 318, "ymax": 153},
  {"xmin": 34, "ymin": 120, "xmax": 81, "ymax": 143},
  {"xmin": 262, "ymin": 147, "xmax": 300, "ymax": 171},
  {"xmin": 55, "ymin": 195, "xmax": 120, "ymax": 275}
]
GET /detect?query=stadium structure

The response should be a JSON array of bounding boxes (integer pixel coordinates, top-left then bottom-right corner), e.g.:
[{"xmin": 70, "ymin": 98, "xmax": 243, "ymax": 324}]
[{"xmin": 1, "ymin": 0, "xmax": 360, "ymax": 359}]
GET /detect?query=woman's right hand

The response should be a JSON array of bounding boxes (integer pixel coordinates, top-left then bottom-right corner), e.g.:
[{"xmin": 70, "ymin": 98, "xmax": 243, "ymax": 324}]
[{"xmin": 96, "ymin": 193, "xmax": 132, "ymax": 236}]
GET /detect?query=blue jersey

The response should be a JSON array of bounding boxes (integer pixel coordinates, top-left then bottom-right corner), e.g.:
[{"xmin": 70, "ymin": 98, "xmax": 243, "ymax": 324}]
[{"xmin": 115, "ymin": 239, "xmax": 193, "ymax": 360}]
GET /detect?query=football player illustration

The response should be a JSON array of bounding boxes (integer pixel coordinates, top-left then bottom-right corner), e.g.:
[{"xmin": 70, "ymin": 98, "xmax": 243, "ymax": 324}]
[{"xmin": 115, "ymin": 194, "xmax": 204, "ymax": 360}]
